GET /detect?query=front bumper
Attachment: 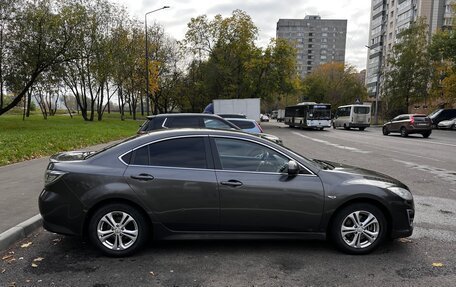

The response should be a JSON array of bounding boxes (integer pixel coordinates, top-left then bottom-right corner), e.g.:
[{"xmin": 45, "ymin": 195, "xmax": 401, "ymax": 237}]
[{"xmin": 389, "ymin": 200, "xmax": 414, "ymax": 238}]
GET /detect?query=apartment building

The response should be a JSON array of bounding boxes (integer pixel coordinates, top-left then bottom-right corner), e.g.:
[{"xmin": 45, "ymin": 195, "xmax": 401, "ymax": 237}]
[
  {"xmin": 276, "ymin": 16, "xmax": 347, "ymax": 78},
  {"xmin": 366, "ymin": 0, "xmax": 454, "ymax": 99}
]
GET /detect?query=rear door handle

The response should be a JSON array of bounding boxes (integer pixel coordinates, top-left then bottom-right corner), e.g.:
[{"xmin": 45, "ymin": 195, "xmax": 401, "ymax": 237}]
[
  {"xmin": 220, "ymin": 180, "xmax": 243, "ymax": 187},
  {"xmin": 130, "ymin": 174, "xmax": 154, "ymax": 181}
]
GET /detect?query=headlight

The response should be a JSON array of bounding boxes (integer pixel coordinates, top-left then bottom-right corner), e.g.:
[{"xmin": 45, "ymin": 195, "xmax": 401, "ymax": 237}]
[
  {"xmin": 44, "ymin": 170, "xmax": 66, "ymax": 186},
  {"xmin": 387, "ymin": 187, "xmax": 413, "ymax": 201}
]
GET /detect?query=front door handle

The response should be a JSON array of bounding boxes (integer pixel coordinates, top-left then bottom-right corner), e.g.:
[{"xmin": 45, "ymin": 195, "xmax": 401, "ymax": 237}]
[
  {"xmin": 220, "ymin": 180, "xmax": 243, "ymax": 187},
  {"xmin": 130, "ymin": 174, "xmax": 154, "ymax": 181}
]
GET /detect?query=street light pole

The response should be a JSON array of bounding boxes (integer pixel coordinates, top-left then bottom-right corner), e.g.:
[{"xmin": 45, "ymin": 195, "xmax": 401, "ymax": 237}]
[{"xmin": 145, "ymin": 6, "xmax": 170, "ymax": 116}]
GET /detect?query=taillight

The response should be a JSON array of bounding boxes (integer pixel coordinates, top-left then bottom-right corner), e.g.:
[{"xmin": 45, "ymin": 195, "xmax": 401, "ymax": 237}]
[
  {"xmin": 410, "ymin": 116, "xmax": 415, "ymax": 124},
  {"xmin": 256, "ymin": 122, "xmax": 264, "ymax": 133}
]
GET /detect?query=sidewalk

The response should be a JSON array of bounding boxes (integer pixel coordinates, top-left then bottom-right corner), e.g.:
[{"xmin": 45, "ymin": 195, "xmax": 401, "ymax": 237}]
[{"xmin": 0, "ymin": 141, "xmax": 115, "ymax": 252}]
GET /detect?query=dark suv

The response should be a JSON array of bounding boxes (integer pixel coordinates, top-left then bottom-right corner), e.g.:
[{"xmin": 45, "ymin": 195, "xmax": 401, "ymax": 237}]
[
  {"xmin": 428, "ymin": 108, "xmax": 456, "ymax": 128},
  {"xmin": 382, "ymin": 114, "xmax": 432, "ymax": 138},
  {"xmin": 138, "ymin": 113, "xmax": 239, "ymax": 133}
]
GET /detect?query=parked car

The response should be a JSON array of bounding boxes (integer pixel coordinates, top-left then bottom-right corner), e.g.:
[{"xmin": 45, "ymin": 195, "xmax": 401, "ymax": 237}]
[
  {"xmin": 217, "ymin": 113, "xmax": 247, "ymax": 119},
  {"xmin": 382, "ymin": 114, "xmax": 432, "ymax": 138},
  {"xmin": 260, "ymin": 114, "xmax": 270, "ymax": 122},
  {"xmin": 40, "ymin": 128, "xmax": 414, "ymax": 256},
  {"xmin": 333, "ymin": 104, "xmax": 371, "ymax": 131},
  {"xmin": 137, "ymin": 113, "xmax": 239, "ymax": 133},
  {"xmin": 437, "ymin": 117, "xmax": 456, "ymax": 129},
  {"xmin": 428, "ymin": 108, "xmax": 456, "ymax": 128},
  {"xmin": 227, "ymin": 118, "xmax": 282, "ymax": 145}
]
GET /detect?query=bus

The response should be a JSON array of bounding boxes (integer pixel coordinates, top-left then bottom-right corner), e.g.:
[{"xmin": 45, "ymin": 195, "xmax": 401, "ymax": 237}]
[
  {"xmin": 333, "ymin": 104, "xmax": 371, "ymax": 131},
  {"xmin": 284, "ymin": 102, "xmax": 331, "ymax": 130}
]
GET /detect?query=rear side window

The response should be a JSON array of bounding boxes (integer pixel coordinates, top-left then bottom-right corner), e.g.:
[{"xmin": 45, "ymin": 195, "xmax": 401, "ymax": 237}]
[
  {"xmin": 167, "ymin": 117, "xmax": 201, "ymax": 128},
  {"xmin": 228, "ymin": 120, "xmax": 255, "ymax": 129},
  {"xmin": 204, "ymin": 118, "xmax": 233, "ymax": 129},
  {"xmin": 353, "ymin": 107, "xmax": 370, "ymax": 114},
  {"xmin": 130, "ymin": 137, "xmax": 207, "ymax": 169}
]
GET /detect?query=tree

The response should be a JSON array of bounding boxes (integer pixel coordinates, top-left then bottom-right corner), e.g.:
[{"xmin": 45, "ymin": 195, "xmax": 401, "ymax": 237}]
[
  {"xmin": 383, "ymin": 18, "xmax": 431, "ymax": 117},
  {"xmin": 301, "ymin": 62, "xmax": 367, "ymax": 109},
  {"xmin": 429, "ymin": 29, "xmax": 456, "ymax": 107},
  {"xmin": 0, "ymin": 0, "xmax": 81, "ymax": 116}
]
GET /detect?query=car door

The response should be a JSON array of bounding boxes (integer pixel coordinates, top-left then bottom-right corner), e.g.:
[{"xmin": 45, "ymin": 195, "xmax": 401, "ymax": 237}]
[
  {"xmin": 389, "ymin": 116, "xmax": 402, "ymax": 132},
  {"xmin": 124, "ymin": 136, "xmax": 220, "ymax": 231},
  {"xmin": 211, "ymin": 136, "xmax": 325, "ymax": 232}
]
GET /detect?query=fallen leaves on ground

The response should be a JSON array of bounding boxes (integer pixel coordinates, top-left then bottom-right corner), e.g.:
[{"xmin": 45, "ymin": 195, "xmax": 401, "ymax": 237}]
[
  {"xmin": 398, "ymin": 238, "xmax": 413, "ymax": 243},
  {"xmin": 21, "ymin": 242, "xmax": 33, "ymax": 248},
  {"xmin": 33, "ymin": 257, "xmax": 44, "ymax": 262},
  {"xmin": 432, "ymin": 262, "xmax": 444, "ymax": 267},
  {"xmin": 149, "ymin": 271, "xmax": 155, "ymax": 276}
]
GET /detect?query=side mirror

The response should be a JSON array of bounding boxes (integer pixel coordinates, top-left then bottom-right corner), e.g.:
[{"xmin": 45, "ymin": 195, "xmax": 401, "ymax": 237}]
[{"xmin": 287, "ymin": 160, "xmax": 299, "ymax": 176}]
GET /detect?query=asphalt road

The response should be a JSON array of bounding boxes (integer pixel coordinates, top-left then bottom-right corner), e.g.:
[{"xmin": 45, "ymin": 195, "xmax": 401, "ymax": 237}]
[{"xmin": 1, "ymin": 123, "xmax": 455, "ymax": 286}]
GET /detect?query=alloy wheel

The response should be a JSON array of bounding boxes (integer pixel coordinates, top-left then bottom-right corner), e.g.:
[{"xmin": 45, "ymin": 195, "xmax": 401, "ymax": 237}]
[
  {"xmin": 96, "ymin": 211, "xmax": 139, "ymax": 251},
  {"xmin": 340, "ymin": 210, "xmax": 379, "ymax": 249}
]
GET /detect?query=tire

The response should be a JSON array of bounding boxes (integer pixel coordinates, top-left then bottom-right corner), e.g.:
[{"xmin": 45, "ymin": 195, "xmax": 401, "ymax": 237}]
[
  {"xmin": 343, "ymin": 124, "xmax": 349, "ymax": 130},
  {"xmin": 89, "ymin": 203, "xmax": 149, "ymax": 257},
  {"xmin": 422, "ymin": 131, "xmax": 431, "ymax": 138},
  {"xmin": 359, "ymin": 127, "xmax": 365, "ymax": 131},
  {"xmin": 382, "ymin": 126, "xmax": 389, "ymax": 135},
  {"xmin": 330, "ymin": 203, "xmax": 387, "ymax": 255},
  {"xmin": 400, "ymin": 127, "xmax": 408, "ymax": 137},
  {"xmin": 452, "ymin": 124, "xmax": 456, "ymax": 130},
  {"xmin": 332, "ymin": 122, "xmax": 336, "ymax": 129}
]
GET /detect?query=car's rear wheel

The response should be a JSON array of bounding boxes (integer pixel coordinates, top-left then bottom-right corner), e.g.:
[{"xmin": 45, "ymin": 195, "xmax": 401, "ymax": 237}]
[
  {"xmin": 359, "ymin": 127, "xmax": 366, "ymax": 131},
  {"xmin": 422, "ymin": 131, "xmax": 431, "ymax": 138},
  {"xmin": 332, "ymin": 122, "xmax": 336, "ymax": 129},
  {"xmin": 400, "ymin": 127, "xmax": 408, "ymax": 137},
  {"xmin": 382, "ymin": 126, "xmax": 389, "ymax": 135},
  {"xmin": 89, "ymin": 203, "xmax": 149, "ymax": 257},
  {"xmin": 343, "ymin": 124, "xmax": 349, "ymax": 130},
  {"xmin": 331, "ymin": 203, "xmax": 387, "ymax": 254}
]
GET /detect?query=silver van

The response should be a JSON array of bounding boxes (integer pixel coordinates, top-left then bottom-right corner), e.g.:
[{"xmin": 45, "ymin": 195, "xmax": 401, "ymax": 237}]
[{"xmin": 333, "ymin": 104, "xmax": 371, "ymax": 131}]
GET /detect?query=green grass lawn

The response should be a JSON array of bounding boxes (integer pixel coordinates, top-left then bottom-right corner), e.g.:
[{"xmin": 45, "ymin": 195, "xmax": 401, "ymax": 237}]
[{"xmin": 0, "ymin": 114, "xmax": 144, "ymax": 166}]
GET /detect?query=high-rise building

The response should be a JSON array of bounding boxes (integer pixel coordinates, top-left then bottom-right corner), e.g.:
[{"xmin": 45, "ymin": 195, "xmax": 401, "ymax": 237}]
[
  {"xmin": 366, "ymin": 0, "xmax": 454, "ymax": 99},
  {"xmin": 276, "ymin": 16, "xmax": 347, "ymax": 78}
]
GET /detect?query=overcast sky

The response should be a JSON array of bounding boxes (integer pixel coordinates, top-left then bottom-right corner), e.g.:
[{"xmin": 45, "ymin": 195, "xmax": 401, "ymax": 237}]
[{"xmin": 115, "ymin": 0, "xmax": 371, "ymax": 71}]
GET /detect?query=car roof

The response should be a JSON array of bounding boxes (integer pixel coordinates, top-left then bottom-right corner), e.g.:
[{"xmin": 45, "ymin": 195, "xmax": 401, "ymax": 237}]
[
  {"xmin": 227, "ymin": 118, "xmax": 257, "ymax": 122},
  {"xmin": 146, "ymin": 113, "xmax": 223, "ymax": 120}
]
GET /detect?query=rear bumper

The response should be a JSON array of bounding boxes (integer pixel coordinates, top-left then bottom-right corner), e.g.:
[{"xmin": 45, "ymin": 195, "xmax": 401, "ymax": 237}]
[
  {"xmin": 349, "ymin": 123, "xmax": 370, "ymax": 128},
  {"xmin": 39, "ymin": 187, "xmax": 86, "ymax": 236}
]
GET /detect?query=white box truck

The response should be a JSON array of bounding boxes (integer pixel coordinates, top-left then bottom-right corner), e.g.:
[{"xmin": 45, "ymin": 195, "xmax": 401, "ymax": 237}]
[
  {"xmin": 277, "ymin": 109, "xmax": 285, "ymax": 122},
  {"xmin": 213, "ymin": 98, "xmax": 260, "ymax": 121}
]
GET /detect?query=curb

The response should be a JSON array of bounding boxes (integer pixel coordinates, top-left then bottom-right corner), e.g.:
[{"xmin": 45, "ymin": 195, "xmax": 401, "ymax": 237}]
[{"xmin": 0, "ymin": 214, "xmax": 42, "ymax": 253}]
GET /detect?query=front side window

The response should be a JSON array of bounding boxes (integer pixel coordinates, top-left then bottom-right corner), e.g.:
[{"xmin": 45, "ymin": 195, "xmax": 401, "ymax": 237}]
[
  {"xmin": 214, "ymin": 138, "xmax": 288, "ymax": 173},
  {"xmin": 131, "ymin": 137, "xmax": 207, "ymax": 169}
]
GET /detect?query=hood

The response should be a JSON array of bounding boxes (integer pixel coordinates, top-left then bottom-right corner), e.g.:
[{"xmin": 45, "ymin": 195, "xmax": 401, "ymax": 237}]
[
  {"xmin": 315, "ymin": 159, "xmax": 406, "ymax": 188},
  {"xmin": 50, "ymin": 151, "xmax": 95, "ymax": 162}
]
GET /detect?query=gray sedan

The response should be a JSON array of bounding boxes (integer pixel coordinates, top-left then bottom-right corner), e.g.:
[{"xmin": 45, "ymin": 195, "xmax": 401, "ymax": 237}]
[{"xmin": 39, "ymin": 129, "xmax": 414, "ymax": 256}]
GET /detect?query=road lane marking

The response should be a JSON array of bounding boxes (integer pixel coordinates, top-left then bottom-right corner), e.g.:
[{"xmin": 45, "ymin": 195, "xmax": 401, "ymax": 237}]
[
  {"xmin": 393, "ymin": 159, "xmax": 456, "ymax": 184},
  {"xmin": 292, "ymin": 132, "xmax": 371, "ymax": 154}
]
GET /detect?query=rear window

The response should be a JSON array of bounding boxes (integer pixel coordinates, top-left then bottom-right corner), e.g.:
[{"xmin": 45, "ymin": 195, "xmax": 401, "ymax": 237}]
[
  {"xmin": 413, "ymin": 116, "xmax": 428, "ymax": 122},
  {"xmin": 353, "ymin": 107, "xmax": 370, "ymax": 114},
  {"xmin": 228, "ymin": 120, "xmax": 256, "ymax": 129}
]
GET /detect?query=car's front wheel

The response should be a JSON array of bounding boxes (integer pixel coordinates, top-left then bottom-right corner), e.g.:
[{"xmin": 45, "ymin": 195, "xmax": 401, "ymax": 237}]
[
  {"xmin": 331, "ymin": 203, "xmax": 387, "ymax": 254},
  {"xmin": 89, "ymin": 203, "xmax": 149, "ymax": 257},
  {"xmin": 382, "ymin": 126, "xmax": 389, "ymax": 135},
  {"xmin": 422, "ymin": 131, "xmax": 431, "ymax": 138},
  {"xmin": 400, "ymin": 127, "xmax": 408, "ymax": 137}
]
